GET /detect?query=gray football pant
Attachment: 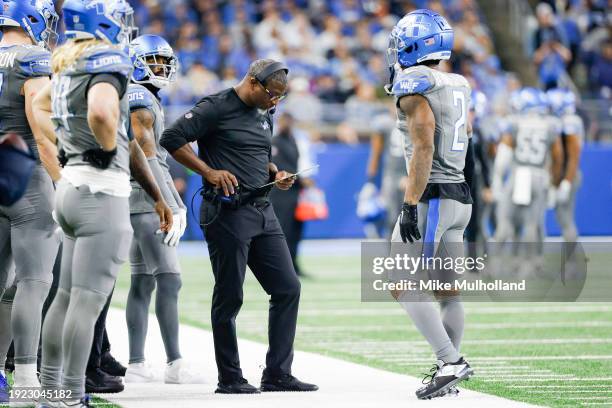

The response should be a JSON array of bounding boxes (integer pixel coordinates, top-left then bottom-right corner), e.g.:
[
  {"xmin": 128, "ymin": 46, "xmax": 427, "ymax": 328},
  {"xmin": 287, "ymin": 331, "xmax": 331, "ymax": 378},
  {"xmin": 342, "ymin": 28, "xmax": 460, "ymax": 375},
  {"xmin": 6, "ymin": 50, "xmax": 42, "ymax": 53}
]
[
  {"xmin": 555, "ymin": 173, "xmax": 580, "ymax": 242},
  {"xmin": 495, "ymin": 171, "xmax": 548, "ymax": 257},
  {"xmin": 0, "ymin": 165, "xmax": 58, "ymax": 364},
  {"xmin": 391, "ymin": 198, "xmax": 471, "ymax": 363},
  {"xmin": 40, "ymin": 180, "xmax": 132, "ymax": 399},
  {"xmin": 127, "ymin": 212, "xmax": 182, "ymax": 364}
]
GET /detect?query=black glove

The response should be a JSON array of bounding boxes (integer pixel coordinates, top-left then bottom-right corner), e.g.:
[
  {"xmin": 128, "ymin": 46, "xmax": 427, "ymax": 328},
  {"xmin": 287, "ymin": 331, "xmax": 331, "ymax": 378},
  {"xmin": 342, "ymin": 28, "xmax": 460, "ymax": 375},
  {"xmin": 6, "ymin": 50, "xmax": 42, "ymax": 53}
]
[
  {"xmin": 399, "ymin": 203, "xmax": 421, "ymax": 243},
  {"xmin": 82, "ymin": 147, "xmax": 117, "ymax": 170},
  {"xmin": 57, "ymin": 148, "xmax": 68, "ymax": 167}
]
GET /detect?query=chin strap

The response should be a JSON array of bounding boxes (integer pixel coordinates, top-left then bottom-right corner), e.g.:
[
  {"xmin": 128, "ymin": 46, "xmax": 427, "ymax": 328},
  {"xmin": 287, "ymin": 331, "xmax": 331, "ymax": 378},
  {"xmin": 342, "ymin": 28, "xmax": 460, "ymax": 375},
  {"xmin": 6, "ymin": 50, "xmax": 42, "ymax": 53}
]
[{"xmin": 384, "ymin": 65, "xmax": 397, "ymax": 95}]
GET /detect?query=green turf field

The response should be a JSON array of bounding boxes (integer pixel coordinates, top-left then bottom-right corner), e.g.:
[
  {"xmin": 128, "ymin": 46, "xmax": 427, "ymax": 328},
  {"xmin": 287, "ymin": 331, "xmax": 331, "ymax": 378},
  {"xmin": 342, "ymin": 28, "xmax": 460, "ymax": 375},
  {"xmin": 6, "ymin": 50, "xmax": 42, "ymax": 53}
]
[{"xmin": 111, "ymin": 250, "xmax": 612, "ymax": 408}]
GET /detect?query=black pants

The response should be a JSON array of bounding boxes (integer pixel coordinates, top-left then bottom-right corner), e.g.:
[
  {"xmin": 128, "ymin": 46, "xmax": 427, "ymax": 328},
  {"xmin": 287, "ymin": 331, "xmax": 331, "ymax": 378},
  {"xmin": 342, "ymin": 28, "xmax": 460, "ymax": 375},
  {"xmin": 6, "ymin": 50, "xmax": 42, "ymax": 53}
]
[
  {"xmin": 202, "ymin": 200, "xmax": 301, "ymax": 384},
  {"xmin": 270, "ymin": 189, "xmax": 303, "ymax": 275}
]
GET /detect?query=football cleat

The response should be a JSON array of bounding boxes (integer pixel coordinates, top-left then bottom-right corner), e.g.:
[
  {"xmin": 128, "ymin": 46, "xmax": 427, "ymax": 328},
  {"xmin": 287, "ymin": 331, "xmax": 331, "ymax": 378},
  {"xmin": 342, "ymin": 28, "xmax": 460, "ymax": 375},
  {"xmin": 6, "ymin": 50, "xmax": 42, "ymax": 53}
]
[{"xmin": 416, "ymin": 357, "xmax": 473, "ymax": 400}]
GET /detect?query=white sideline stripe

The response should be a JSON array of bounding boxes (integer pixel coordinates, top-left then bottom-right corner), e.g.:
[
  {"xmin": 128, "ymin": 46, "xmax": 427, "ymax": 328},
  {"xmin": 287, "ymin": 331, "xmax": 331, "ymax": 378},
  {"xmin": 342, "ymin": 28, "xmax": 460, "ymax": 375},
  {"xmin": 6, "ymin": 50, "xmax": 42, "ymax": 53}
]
[
  {"xmin": 281, "ymin": 305, "xmax": 612, "ymax": 317},
  {"xmin": 483, "ymin": 378, "xmax": 612, "ymax": 382},
  {"xmin": 512, "ymin": 385, "xmax": 612, "ymax": 389},
  {"xmin": 481, "ymin": 375, "xmax": 574, "ymax": 378},
  {"xmin": 316, "ymin": 338, "xmax": 612, "ymax": 347},
  {"xmin": 103, "ymin": 308, "xmax": 538, "ymax": 408},
  {"xmin": 527, "ymin": 390, "xmax": 612, "ymax": 394},
  {"xmin": 291, "ymin": 321, "xmax": 612, "ymax": 331}
]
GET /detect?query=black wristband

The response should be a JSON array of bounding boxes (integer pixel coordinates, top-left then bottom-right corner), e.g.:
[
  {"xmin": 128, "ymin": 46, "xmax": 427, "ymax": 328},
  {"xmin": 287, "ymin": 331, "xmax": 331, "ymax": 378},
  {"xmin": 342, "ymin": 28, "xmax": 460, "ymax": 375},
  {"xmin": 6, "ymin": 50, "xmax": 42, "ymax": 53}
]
[{"xmin": 82, "ymin": 147, "xmax": 117, "ymax": 170}]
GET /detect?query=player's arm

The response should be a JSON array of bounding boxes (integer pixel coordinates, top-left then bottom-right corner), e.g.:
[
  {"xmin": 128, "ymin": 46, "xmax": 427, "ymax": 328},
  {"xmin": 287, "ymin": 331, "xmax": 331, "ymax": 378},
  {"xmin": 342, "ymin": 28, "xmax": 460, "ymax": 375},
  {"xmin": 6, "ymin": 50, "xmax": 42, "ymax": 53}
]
[
  {"xmin": 491, "ymin": 134, "xmax": 513, "ymax": 201},
  {"xmin": 87, "ymin": 82, "xmax": 120, "ymax": 151},
  {"xmin": 396, "ymin": 94, "xmax": 435, "ymax": 243},
  {"xmin": 131, "ymin": 108, "xmax": 178, "ymax": 203},
  {"xmin": 28, "ymin": 79, "xmax": 61, "ymax": 181},
  {"xmin": 129, "ymin": 138, "xmax": 172, "ymax": 233},
  {"xmin": 366, "ymin": 132, "xmax": 384, "ymax": 180},
  {"xmin": 563, "ymin": 134, "xmax": 581, "ymax": 184},
  {"xmin": 399, "ymin": 95, "xmax": 434, "ymax": 205},
  {"xmin": 550, "ymin": 137, "xmax": 564, "ymax": 187}
]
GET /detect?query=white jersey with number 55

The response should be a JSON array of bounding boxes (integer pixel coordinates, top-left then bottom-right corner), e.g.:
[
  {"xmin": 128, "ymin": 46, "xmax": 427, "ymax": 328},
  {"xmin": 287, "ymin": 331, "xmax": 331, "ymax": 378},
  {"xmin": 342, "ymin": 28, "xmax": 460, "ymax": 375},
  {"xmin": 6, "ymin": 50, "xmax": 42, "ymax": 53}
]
[{"xmin": 392, "ymin": 65, "xmax": 472, "ymax": 184}]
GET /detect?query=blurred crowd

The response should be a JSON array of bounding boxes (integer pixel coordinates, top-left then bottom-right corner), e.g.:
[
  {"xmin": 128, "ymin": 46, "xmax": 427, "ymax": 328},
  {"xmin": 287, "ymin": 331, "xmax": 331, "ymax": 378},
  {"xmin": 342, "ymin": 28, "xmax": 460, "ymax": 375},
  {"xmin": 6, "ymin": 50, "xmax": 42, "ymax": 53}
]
[
  {"xmin": 129, "ymin": 0, "xmax": 518, "ymax": 130},
  {"xmin": 126, "ymin": 0, "xmax": 610, "ymax": 141},
  {"xmin": 529, "ymin": 0, "xmax": 611, "ymax": 99}
]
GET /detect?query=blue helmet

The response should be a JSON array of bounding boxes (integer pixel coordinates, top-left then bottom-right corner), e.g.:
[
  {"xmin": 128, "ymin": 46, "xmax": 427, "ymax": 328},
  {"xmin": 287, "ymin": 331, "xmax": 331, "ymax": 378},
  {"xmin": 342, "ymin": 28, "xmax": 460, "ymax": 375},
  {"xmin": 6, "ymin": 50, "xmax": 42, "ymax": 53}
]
[
  {"xmin": 387, "ymin": 9, "xmax": 454, "ymax": 69},
  {"xmin": 62, "ymin": 0, "xmax": 135, "ymax": 45},
  {"xmin": 546, "ymin": 88, "xmax": 576, "ymax": 116},
  {"xmin": 470, "ymin": 90, "xmax": 488, "ymax": 119},
  {"xmin": 515, "ymin": 87, "xmax": 549, "ymax": 114},
  {"xmin": 0, "ymin": 0, "xmax": 59, "ymax": 49},
  {"xmin": 130, "ymin": 35, "xmax": 178, "ymax": 89}
]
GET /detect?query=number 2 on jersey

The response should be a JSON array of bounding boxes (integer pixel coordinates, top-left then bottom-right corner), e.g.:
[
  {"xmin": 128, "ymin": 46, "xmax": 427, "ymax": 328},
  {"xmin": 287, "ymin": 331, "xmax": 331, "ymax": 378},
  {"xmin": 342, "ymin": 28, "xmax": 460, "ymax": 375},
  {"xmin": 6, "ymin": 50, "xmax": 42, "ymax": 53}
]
[{"xmin": 451, "ymin": 90, "xmax": 466, "ymax": 151}]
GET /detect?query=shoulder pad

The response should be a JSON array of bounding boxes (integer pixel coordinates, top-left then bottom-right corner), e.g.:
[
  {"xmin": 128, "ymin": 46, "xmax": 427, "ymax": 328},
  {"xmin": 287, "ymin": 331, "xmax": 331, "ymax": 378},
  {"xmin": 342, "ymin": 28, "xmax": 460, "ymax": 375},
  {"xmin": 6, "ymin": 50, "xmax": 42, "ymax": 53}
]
[
  {"xmin": 77, "ymin": 46, "xmax": 132, "ymax": 77},
  {"xmin": 127, "ymin": 84, "xmax": 155, "ymax": 111},
  {"xmin": 16, "ymin": 46, "xmax": 51, "ymax": 77},
  {"xmin": 391, "ymin": 66, "xmax": 435, "ymax": 97}
]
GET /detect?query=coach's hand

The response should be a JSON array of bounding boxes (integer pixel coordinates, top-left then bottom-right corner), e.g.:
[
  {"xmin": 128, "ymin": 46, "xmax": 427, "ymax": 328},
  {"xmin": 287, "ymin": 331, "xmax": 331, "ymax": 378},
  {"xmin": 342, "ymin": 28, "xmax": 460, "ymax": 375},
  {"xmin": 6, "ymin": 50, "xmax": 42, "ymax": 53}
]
[
  {"xmin": 204, "ymin": 168, "xmax": 238, "ymax": 196},
  {"xmin": 399, "ymin": 203, "xmax": 421, "ymax": 243},
  {"xmin": 275, "ymin": 170, "xmax": 296, "ymax": 190}
]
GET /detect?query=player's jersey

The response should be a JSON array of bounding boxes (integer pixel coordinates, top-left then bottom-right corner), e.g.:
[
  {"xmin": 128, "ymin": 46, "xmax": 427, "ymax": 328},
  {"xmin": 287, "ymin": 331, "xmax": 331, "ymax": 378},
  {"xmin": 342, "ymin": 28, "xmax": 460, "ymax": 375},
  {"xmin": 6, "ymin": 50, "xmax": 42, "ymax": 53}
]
[
  {"xmin": 392, "ymin": 65, "xmax": 472, "ymax": 184},
  {"xmin": 127, "ymin": 83, "xmax": 179, "ymax": 213},
  {"xmin": 0, "ymin": 44, "xmax": 51, "ymax": 161},
  {"xmin": 506, "ymin": 113, "xmax": 560, "ymax": 169},
  {"xmin": 51, "ymin": 45, "xmax": 132, "ymax": 174}
]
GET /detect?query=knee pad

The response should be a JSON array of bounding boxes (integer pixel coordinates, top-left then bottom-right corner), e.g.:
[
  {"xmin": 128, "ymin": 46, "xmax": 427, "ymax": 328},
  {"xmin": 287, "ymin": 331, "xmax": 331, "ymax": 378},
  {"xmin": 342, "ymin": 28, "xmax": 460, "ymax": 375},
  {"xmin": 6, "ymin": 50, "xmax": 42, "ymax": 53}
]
[
  {"xmin": 155, "ymin": 273, "xmax": 182, "ymax": 297},
  {"xmin": 130, "ymin": 275, "xmax": 155, "ymax": 298}
]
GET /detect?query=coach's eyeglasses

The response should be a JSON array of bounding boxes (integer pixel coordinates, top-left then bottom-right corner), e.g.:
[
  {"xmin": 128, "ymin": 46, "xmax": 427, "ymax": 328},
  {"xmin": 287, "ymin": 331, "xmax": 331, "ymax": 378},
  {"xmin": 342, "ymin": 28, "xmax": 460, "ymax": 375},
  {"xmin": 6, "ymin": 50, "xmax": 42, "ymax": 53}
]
[{"xmin": 256, "ymin": 78, "xmax": 287, "ymax": 103}]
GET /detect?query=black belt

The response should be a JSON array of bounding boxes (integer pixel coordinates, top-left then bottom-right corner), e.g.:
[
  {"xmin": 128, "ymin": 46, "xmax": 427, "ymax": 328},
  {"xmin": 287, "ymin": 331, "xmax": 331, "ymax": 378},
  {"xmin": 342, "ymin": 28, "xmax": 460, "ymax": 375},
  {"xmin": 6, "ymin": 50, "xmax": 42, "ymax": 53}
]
[{"xmin": 201, "ymin": 185, "xmax": 271, "ymax": 210}]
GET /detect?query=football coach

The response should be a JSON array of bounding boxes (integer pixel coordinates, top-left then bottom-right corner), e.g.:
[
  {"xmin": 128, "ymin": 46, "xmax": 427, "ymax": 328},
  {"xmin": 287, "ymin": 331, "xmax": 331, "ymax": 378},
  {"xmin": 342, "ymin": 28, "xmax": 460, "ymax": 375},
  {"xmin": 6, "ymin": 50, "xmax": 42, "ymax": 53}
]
[{"xmin": 160, "ymin": 59, "xmax": 318, "ymax": 394}]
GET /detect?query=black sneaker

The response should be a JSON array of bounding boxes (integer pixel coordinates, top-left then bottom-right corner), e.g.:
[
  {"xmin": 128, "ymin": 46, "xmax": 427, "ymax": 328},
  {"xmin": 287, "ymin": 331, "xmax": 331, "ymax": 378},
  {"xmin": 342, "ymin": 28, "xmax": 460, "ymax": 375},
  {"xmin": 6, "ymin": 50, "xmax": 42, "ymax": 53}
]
[
  {"xmin": 415, "ymin": 358, "xmax": 473, "ymax": 400},
  {"xmin": 85, "ymin": 368, "xmax": 124, "ymax": 394},
  {"xmin": 260, "ymin": 373, "xmax": 319, "ymax": 392},
  {"xmin": 100, "ymin": 351, "xmax": 126, "ymax": 377},
  {"xmin": 215, "ymin": 378, "xmax": 260, "ymax": 394}
]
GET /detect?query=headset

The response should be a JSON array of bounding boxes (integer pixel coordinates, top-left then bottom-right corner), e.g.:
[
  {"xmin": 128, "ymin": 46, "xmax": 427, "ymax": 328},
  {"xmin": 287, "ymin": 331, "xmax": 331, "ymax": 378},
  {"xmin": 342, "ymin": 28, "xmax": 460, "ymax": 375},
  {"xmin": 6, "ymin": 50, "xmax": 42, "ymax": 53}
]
[{"xmin": 254, "ymin": 61, "xmax": 288, "ymax": 114}]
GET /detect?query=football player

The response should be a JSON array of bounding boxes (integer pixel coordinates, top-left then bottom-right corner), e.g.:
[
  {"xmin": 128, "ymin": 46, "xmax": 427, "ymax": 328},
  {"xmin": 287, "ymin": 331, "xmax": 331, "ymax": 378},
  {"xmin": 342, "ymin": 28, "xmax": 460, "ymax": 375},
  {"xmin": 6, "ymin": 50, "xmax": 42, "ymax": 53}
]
[
  {"xmin": 28, "ymin": 1, "xmax": 168, "ymax": 406},
  {"xmin": 492, "ymin": 88, "xmax": 563, "ymax": 265},
  {"xmin": 386, "ymin": 9, "xmax": 474, "ymax": 399},
  {"xmin": 547, "ymin": 88, "xmax": 583, "ymax": 243},
  {"xmin": 124, "ymin": 34, "xmax": 203, "ymax": 384},
  {"xmin": 0, "ymin": 1, "xmax": 59, "ymax": 405}
]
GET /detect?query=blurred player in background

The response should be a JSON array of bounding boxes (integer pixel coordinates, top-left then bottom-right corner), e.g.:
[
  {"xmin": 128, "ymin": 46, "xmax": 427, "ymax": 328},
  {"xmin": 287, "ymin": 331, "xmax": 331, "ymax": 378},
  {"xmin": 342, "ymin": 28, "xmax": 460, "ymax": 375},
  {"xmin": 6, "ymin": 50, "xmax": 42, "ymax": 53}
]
[
  {"xmin": 363, "ymin": 106, "xmax": 406, "ymax": 238},
  {"xmin": 547, "ymin": 88, "xmax": 583, "ymax": 243},
  {"xmin": 464, "ymin": 90, "xmax": 493, "ymax": 264},
  {"xmin": 386, "ymin": 9, "xmax": 474, "ymax": 400},
  {"xmin": 0, "ymin": 1, "xmax": 60, "ymax": 405},
  {"xmin": 492, "ymin": 88, "xmax": 563, "ymax": 270},
  {"xmin": 124, "ymin": 34, "xmax": 204, "ymax": 384}
]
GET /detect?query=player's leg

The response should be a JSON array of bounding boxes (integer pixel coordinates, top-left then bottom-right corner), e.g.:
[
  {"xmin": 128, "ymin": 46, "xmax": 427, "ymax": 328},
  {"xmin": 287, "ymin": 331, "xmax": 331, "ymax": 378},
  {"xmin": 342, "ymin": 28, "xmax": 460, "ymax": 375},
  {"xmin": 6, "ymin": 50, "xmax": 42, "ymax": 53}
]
[
  {"xmin": 0, "ymin": 283, "xmax": 15, "ymax": 373},
  {"xmin": 59, "ymin": 184, "xmax": 132, "ymax": 400},
  {"xmin": 125, "ymin": 213, "xmax": 156, "ymax": 382},
  {"xmin": 8, "ymin": 167, "xmax": 58, "ymax": 396},
  {"xmin": 436, "ymin": 199, "xmax": 472, "ymax": 352},
  {"xmin": 555, "ymin": 173, "xmax": 580, "ymax": 243},
  {"xmin": 391, "ymin": 200, "xmax": 461, "ymax": 364},
  {"xmin": 40, "ymin": 235, "xmax": 75, "ymax": 393}
]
